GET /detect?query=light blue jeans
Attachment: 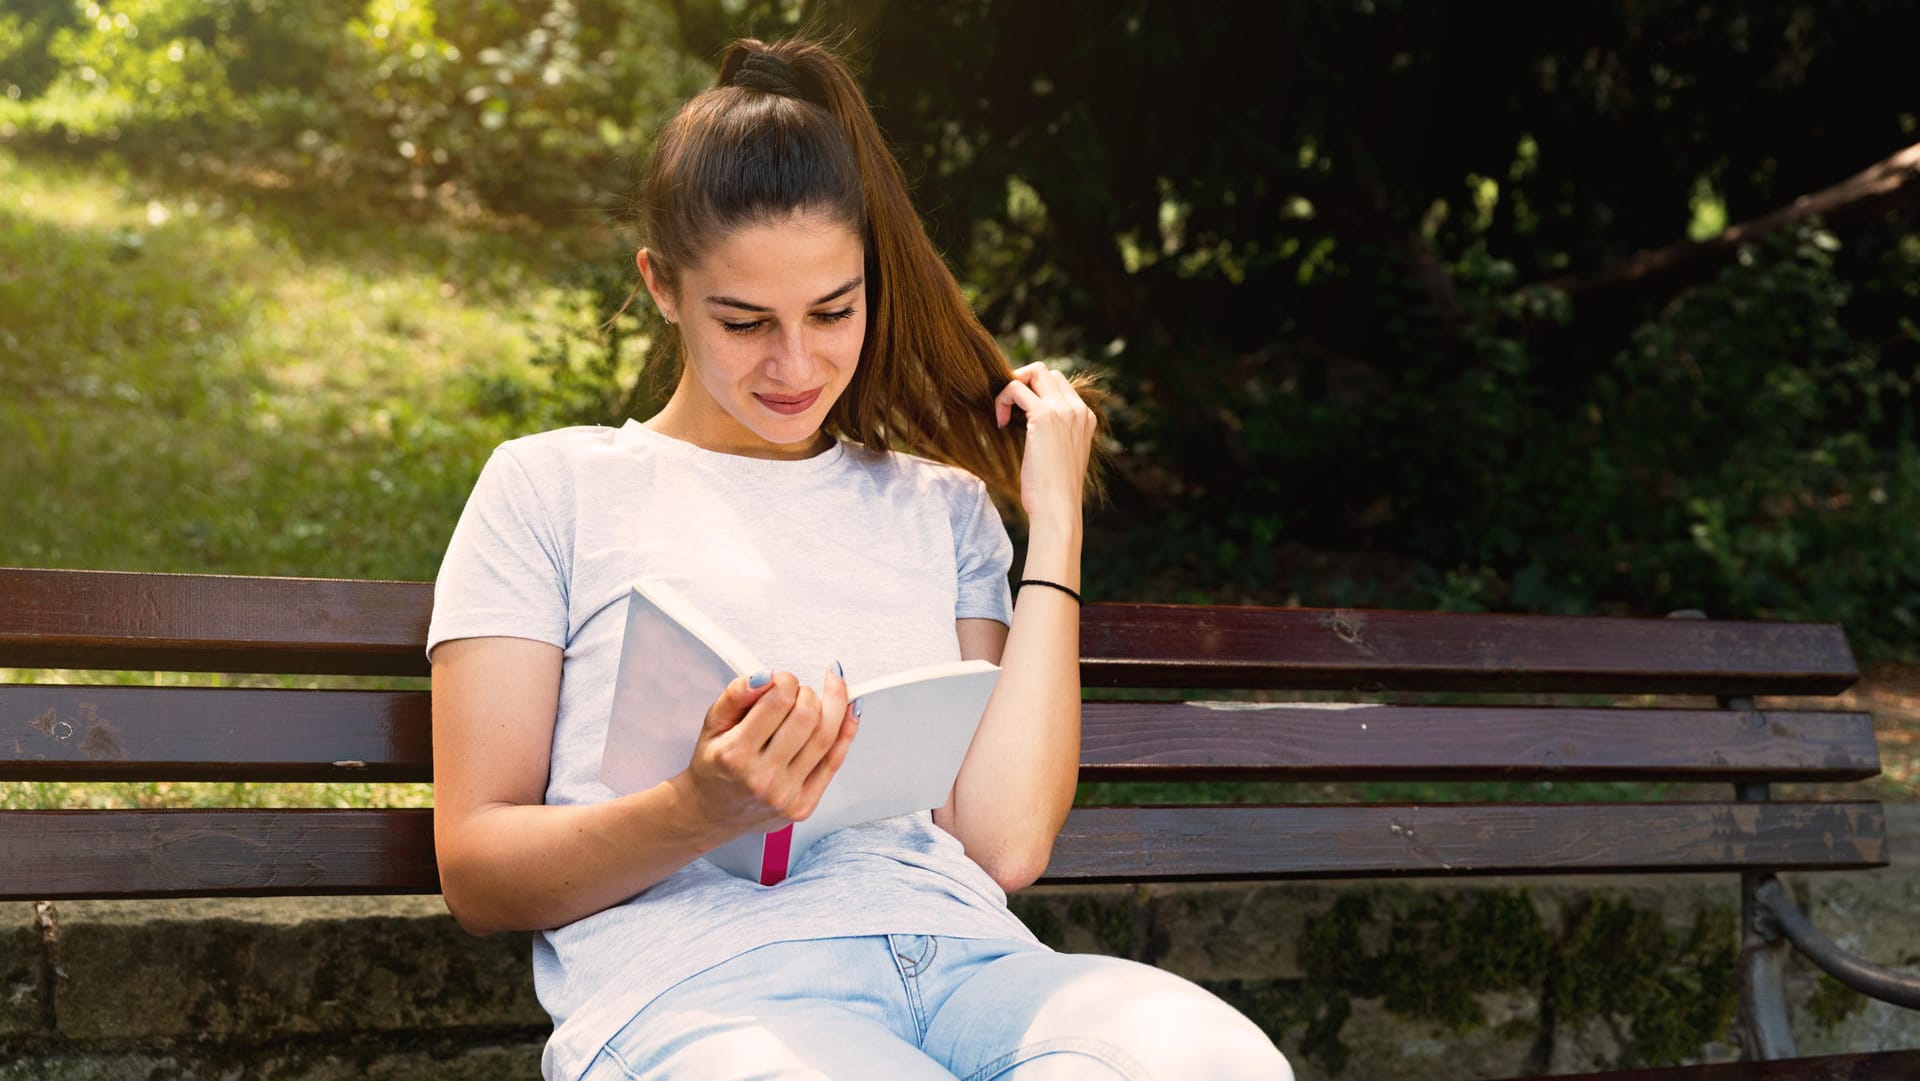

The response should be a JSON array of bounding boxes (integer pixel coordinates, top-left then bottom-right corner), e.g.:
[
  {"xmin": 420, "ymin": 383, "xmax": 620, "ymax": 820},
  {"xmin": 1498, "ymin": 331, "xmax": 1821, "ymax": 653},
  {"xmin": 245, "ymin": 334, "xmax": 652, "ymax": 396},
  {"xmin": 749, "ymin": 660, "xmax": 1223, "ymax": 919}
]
[{"xmin": 579, "ymin": 935, "xmax": 1292, "ymax": 1080}]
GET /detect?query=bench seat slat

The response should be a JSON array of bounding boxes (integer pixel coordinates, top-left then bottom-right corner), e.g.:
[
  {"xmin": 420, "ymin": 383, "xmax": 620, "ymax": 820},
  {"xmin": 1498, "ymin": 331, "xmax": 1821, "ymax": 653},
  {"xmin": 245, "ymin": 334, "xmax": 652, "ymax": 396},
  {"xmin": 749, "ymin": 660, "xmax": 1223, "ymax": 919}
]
[
  {"xmin": 1545, "ymin": 1048, "xmax": 1920, "ymax": 1081},
  {"xmin": 0, "ymin": 801, "xmax": 1883, "ymax": 899},
  {"xmin": 1, "ymin": 686, "xmax": 1881, "ymax": 784},
  {"xmin": 1, "ymin": 569, "xmax": 1860, "ymax": 694}
]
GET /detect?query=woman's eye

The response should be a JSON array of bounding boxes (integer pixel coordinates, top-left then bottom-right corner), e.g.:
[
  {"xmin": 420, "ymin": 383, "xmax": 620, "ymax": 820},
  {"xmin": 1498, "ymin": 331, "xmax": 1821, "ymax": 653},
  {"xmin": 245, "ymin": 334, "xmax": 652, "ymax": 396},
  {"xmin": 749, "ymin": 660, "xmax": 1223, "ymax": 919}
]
[
  {"xmin": 719, "ymin": 320, "xmax": 764, "ymax": 335},
  {"xmin": 814, "ymin": 307, "xmax": 857, "ymax": 325}
]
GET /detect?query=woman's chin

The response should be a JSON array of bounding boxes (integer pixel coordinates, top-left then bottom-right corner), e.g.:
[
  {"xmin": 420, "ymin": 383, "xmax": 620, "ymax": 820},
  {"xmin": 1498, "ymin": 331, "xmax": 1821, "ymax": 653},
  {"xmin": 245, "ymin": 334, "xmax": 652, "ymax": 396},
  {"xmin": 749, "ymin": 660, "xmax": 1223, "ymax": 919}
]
[{"xmin": 733, "ymin": 416, "xmax": 833, "ymax": 458}]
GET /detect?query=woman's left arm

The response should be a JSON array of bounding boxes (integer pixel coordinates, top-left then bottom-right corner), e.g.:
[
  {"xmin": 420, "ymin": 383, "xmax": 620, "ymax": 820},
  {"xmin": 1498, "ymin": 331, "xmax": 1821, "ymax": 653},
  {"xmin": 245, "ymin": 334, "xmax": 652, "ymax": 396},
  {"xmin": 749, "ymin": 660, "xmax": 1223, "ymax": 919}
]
[{"xmin": 936, "ymin": 362, "xmax": 1096, "ymax": 892}]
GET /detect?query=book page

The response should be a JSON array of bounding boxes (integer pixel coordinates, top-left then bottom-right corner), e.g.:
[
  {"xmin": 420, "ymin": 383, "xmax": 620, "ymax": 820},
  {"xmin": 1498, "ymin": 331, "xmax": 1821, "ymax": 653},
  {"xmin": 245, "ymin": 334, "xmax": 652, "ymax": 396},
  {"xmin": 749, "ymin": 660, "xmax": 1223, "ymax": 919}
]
[
  {"xmin": 704, "ymin": 661, "xmax": 999, "ymax": 882},
  {"xmin": 598, "ymin": 583, "xmax": 757, "ymax": 795},
  {"xmin": 602, "ymin": 579, "xmax": 1000, "ymax": 883}
]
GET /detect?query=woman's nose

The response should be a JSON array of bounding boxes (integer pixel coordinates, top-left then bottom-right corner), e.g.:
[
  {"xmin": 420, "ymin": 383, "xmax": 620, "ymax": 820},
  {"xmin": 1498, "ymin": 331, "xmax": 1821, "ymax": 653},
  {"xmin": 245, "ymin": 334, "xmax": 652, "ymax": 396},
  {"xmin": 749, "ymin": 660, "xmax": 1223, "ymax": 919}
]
[{"xmin": 765, "ymin": 324, "xmax": 814, "ymax": 384}]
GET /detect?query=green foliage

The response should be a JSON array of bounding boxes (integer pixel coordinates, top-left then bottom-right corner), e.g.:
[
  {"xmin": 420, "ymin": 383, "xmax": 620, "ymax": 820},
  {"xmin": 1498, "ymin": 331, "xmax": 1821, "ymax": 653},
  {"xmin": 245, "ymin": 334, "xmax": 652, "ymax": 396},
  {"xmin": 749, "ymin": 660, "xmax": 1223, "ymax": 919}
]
[
  {"xmin": 0, "ymin": 1, "xmax": 710, "ymax": 216},
  {"xmin": 834, "ymin": 0, "xmax": 1920, "ymax": 658},
  {"xmin": 1547, "ymin": 229, "xmax": 1918, "ymax": 642},
  {"xmin": 0, "ymin": 0, "xmax": 83, "ymax": 100},
  {"xmin": 5, "ymin": 0, "xmax": 1919, "ymax": 665},
  {"xmin": 490, "ymin": 244, "xmax": 675, "ymax": 428}
]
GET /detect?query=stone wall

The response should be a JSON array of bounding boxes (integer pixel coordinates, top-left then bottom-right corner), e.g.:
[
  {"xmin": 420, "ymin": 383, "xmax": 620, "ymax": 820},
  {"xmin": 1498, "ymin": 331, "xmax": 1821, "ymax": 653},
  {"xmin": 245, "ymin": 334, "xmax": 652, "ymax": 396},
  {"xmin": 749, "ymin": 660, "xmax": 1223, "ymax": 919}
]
[{"xmin": 4, "ymin": 806, "xmax": 1915, "ymax": 1080}]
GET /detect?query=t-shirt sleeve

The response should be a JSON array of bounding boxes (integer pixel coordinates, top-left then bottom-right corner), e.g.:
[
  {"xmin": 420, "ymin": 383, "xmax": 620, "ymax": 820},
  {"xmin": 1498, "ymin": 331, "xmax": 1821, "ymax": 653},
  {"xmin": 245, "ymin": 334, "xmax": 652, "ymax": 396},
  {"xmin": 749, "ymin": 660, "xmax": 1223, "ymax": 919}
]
[
  {"xmin": 952, "ymin": 476, "xmax": 1014, "ymax": 625},
  {"xmin": 426, "ymin": 445, "xmax": 571, "ymax": 659}
]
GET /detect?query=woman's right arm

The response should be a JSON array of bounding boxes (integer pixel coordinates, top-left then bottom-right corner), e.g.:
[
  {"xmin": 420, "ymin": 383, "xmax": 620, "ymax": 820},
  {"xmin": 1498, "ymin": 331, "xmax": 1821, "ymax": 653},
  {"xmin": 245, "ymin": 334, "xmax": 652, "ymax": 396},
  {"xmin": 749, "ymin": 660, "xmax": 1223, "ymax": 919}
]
[{"xmin": 431, "ymin": 636, "xmax": 857, "ymax": 936}]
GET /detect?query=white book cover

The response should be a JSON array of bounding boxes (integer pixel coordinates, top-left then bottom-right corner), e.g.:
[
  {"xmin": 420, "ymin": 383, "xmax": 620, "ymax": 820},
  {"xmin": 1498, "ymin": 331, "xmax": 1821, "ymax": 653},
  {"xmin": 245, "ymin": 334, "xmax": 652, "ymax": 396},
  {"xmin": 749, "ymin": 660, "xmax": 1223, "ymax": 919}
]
[{"xmin": 600, "ymin": 579, "xmax": 999, "ymax": 884}]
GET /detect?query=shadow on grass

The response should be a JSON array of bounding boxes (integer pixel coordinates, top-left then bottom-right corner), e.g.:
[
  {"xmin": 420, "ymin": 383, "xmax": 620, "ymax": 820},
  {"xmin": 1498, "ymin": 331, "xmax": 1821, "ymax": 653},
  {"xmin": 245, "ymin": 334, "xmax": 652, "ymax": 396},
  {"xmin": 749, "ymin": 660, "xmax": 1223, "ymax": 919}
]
[{"xmin": 0, "ymin": 145, "xmax": 590, "ymax": 580}]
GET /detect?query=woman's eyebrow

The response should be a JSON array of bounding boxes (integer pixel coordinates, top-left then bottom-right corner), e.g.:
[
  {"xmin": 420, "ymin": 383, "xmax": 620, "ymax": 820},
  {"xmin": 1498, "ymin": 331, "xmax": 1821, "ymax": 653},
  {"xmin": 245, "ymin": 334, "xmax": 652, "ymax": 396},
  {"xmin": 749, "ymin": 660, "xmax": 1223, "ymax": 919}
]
[{"xmin": 705, "ymin": 276, "xmax": 864, "ymax": 312}]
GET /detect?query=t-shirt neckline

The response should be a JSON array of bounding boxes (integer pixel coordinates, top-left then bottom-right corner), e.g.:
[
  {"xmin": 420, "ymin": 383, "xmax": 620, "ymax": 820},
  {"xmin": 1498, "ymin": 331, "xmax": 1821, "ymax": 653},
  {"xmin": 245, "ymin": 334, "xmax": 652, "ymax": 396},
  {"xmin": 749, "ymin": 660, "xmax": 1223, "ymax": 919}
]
[{"xmin": 618, "ymin": 418, "xmax": 847, "ymax": 477}]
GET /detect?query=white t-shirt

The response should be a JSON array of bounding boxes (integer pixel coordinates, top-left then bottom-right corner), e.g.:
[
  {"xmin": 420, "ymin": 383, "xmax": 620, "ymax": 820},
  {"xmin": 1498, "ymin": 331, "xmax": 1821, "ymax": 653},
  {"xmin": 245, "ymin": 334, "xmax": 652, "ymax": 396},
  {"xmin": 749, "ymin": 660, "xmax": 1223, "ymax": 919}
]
[{"xmin": 427, "ymin": 420, "xmax": 1040, "ymax": 1081}]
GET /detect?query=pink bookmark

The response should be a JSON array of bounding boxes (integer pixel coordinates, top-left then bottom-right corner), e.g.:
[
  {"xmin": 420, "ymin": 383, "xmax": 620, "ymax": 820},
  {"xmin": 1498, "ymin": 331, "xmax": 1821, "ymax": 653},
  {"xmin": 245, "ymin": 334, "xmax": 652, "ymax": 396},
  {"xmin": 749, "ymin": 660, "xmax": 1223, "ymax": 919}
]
[{"xmin": 759, "ymin": 824, "xmax": 794, "ymax": 886}]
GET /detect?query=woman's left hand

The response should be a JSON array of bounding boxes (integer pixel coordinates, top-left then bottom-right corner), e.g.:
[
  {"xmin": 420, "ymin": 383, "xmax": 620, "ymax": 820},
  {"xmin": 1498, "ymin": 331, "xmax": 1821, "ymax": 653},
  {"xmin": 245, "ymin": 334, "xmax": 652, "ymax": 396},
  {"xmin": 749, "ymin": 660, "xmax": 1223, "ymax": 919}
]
[{"xmin": 995, "ymin": 361, "xmax": 1097, "ymax": 524}]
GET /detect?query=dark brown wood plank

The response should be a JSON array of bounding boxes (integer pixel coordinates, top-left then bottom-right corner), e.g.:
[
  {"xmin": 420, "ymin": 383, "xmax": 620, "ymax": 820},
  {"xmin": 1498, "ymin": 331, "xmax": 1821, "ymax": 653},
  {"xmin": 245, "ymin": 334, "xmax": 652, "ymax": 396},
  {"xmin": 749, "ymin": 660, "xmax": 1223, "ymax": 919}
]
[
  {"xmin": 1077, "ymin": 703, "xmax": 1883, "ymax": 782},
  {"xmin": 1535, "ymin": 1049, "xmax": 1920, "ymax": 1081},
  {"xmin": 1081, "ymin": 603, "xmax": 1859, "ymax": 694},
  {"xmin": 0, "ymin": 808, "xmax": 437, "ymax": 899},
  {"xmin": 0, "ymin": 685, "xmax": 431, "ymax": 781},
  {"xmin": 0, "ymin": 568, "xmax": 432, "ymax": 676},
  {"xmin": 1, "ymin": 569, "xmax": 1860, "ymax": 694},
  {"xmin": 1, "ymin": 802, "xmax": 1881, "ymax": 898},
  {"xmin": 1040, "ymin": 801, "xmax": 1886, "ymax": 882},
  {"xmin": 1, "ymin": 687, "xmax": 1879, "ymax": 785}
]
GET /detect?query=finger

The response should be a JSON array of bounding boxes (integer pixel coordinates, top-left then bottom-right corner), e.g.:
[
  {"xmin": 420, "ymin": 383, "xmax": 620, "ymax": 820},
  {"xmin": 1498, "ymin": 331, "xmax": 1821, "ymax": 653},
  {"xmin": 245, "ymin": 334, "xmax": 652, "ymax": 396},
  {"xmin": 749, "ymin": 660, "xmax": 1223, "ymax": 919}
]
[
  {"xmin": 995, "ymin": 378, "xmax": 1046, "ymax": 428},
  {"xmin": 787, "ymin": 661, "xmax": 851, "ymax": 777},
  {"xmin": 726, "ymin": 671, "xmax": 800, "ymax": 750},
  {"xmin": 762, "ymin": 684, "xmax": 824, "ymax": 765},
  {"xmin": 821, "ymin": 660, "xmax": 850, "ymax": 725},
  {"xmin": 792, "ymin": 702, "xmax": 860, "ymax": 820},
  {"xmin": 1043, "ymin": 367, "xmax": 1081, "ymax": 403},
  {"xmin": 704, "ymin": 671, "xmax": 776, "ymax": 736}
]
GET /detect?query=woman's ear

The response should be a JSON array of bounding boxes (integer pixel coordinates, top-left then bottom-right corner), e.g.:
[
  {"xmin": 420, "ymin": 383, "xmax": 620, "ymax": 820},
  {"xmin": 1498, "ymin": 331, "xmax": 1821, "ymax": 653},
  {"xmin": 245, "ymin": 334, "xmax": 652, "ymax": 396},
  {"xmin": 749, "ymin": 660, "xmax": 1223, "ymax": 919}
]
[{"xmin": 636, "ymin": 248, "xmax": 676, "ymax": 324}]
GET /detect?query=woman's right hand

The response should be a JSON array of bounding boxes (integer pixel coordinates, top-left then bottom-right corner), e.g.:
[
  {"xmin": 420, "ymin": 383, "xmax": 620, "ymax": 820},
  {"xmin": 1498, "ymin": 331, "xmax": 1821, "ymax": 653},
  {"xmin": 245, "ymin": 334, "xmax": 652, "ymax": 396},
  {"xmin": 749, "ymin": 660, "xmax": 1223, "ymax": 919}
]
[{"xmin": 672, "ymin": 665, "xmax": 860, "ymax": 840}]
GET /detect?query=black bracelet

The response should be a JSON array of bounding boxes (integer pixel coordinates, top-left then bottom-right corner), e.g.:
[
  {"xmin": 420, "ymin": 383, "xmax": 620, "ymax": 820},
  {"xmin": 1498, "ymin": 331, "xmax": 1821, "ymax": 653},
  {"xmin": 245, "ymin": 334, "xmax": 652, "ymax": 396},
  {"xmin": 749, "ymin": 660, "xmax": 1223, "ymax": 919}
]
[{"xmin": 1017, "ymin": 578, "xmax": 1082, "ymax": 605}]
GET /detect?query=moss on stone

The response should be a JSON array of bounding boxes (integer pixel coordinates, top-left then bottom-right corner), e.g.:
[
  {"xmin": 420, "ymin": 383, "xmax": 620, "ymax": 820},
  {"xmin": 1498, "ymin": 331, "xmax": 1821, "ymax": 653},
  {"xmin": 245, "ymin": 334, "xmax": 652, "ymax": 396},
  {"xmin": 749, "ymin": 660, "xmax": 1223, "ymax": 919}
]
[
  {"xmin": 1545, "ymin": 898, "xmax": 1737, "ymax": 1068},
  {"xmin": 1066, "ymin": 893, "xmax": 1140, "ymax": 959},
  {"xmin": 1806, "ymin": 971, "xmax": 1869, "ymax": 1030},
  {"xmin": 1300, "ymin": 889, "xmax": 1549, "ymax": 1033},
  {"xmin": 1009, "ymin": 898, "xmax": 1065, "ymax": 950},
  {"xmin": 1291, "ymin": 889, "xmax": 1739, "ymax": 1075},
  {"xmin": 1291, "ymin": 889, "xmax": 1553, "ymax": 1073}
]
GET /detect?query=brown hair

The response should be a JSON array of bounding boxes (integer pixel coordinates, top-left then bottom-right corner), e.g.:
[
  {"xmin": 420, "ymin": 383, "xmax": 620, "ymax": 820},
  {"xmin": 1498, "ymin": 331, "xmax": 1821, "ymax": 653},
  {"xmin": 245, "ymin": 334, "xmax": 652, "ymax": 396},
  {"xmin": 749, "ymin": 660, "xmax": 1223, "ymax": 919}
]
[{"xmin": 635, "ymin": 36, "xmax": 1104, "ymax": 510}]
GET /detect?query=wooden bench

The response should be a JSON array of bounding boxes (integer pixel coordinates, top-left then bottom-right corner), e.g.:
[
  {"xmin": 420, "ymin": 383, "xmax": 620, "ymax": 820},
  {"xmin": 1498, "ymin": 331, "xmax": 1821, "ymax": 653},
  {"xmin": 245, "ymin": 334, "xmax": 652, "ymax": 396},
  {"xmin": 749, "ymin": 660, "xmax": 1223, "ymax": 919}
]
[{"xmin": 2, "ymin": 565, "xmax": 1917, "ymax": 1079}]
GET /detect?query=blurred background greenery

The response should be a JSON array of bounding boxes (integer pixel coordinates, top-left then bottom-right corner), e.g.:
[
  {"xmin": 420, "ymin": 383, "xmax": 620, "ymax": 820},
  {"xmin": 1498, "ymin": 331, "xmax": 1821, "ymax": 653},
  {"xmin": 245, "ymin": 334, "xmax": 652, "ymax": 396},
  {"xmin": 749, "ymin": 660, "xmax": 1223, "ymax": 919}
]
[{"xmin": 1, "ymin": 0, "xmax": 1916, "ymax": 663}]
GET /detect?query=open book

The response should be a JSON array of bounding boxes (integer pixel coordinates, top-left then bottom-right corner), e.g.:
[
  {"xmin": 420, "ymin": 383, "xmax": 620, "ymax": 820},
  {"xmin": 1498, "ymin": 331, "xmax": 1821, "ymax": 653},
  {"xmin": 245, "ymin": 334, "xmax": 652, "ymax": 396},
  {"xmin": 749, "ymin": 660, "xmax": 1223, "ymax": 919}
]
[{"xmin": 599, "ymin": 579, "xmax": 999, "ymax": 885}]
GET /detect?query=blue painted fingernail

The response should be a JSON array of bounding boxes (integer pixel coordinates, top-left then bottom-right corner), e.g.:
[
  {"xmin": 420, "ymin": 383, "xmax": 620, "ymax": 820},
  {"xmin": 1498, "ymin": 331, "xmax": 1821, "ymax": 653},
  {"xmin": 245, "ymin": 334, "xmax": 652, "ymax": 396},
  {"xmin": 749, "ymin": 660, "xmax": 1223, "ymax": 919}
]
[
  {"xmin": 852, "ymin": 698, "xmax": 864, "ymax": 720},
  {"xmin": 831, "ymin": 659, "xmax": 845, "ymax": 680},
  {"xmin": 748, "ymin": 670, "xmax": 772, "ymax": 689}
]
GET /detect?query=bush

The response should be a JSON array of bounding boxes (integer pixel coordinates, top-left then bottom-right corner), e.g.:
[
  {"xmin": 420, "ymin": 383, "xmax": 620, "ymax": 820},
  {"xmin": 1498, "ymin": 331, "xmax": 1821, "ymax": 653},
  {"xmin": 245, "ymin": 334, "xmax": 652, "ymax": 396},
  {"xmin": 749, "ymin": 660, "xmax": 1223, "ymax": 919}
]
[{"xmin": 0, "ymin": 0, "xmax": 710, "ymax": 217}]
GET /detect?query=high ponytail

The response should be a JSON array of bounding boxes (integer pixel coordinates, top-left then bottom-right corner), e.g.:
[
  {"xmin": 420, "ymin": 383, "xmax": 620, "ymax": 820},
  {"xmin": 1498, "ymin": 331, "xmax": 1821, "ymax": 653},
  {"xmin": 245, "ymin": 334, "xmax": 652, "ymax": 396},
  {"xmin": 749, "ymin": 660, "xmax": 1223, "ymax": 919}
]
[{"xmin": 642, "ymin": 37, "xmax": 1106, "ymax": 511}]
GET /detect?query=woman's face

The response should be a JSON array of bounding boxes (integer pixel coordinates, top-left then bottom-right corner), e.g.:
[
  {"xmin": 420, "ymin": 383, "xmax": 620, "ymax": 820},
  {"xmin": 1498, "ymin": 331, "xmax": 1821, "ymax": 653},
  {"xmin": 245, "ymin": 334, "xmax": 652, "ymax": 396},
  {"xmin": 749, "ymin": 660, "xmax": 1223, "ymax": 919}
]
[{"xmin": 641, "ymin": 213, "xmax": 866, "ymax": 459}]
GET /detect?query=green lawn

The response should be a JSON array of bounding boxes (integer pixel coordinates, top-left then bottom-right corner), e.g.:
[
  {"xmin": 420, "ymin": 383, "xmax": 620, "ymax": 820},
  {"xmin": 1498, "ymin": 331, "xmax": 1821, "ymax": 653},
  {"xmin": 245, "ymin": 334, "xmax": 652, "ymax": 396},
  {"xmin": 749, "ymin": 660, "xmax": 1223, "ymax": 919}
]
[
  {"xmin": 0, "ymin": 145, "xmax": 611, "ymax": 810},
  {"xmin": 0, "ymin": 146, "xmax": 599, "ymax": 580}
]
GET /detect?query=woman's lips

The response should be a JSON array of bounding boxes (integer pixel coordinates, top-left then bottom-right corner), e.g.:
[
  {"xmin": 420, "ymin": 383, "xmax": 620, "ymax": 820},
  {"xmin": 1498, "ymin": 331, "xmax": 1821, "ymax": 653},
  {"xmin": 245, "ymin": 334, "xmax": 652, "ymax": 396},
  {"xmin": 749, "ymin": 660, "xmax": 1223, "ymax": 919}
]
[{"xmin": 754, "ymin": 389, "xmax": 822, "ymax": 416}]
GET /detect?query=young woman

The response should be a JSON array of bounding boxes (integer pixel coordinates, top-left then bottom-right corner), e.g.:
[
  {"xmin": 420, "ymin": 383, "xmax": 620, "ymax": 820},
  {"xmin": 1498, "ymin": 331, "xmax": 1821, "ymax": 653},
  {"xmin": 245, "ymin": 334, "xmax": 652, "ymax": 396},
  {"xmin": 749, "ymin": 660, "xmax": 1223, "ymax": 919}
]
[{"xmin": 428, "ymin": 36, "xmax": 1293, "ymax": 1081}]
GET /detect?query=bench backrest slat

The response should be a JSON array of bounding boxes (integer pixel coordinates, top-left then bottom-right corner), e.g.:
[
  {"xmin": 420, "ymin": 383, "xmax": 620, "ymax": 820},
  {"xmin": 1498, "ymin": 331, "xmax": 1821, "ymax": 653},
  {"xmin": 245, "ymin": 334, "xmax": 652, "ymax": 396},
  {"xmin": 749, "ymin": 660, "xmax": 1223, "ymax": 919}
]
[
  {"xmin": 1, "ymin": 568, "xmax": 1860, "ymax": 695},
  {"xmin": 2, "ymin": 686, "xmax": 1880, "ymax": 784},
  {"xmin": 0, "ymin": 568, "xmax": 429, "ymax": 676},
  {"xmin": 0, "ymin": 801, "xmax": 1884, "ymax": 900},
  {"xmin": 1080, "ymin": 604, "xmax": 1860, "ymax": 694},
  {"xmin": 1077, "ymin": 703, "xmax": 1881, "ymax": 781},
  {"xmin": 0, "ymin": 685, "xmax": 431, "ymax": 781},
  {"xmin": 0, "ymin": 809, "xmax": 437, "ymax": 898},
  {"xmin": 1049, "ymin": 802, "xmax": 1888, "ymax": 881}
]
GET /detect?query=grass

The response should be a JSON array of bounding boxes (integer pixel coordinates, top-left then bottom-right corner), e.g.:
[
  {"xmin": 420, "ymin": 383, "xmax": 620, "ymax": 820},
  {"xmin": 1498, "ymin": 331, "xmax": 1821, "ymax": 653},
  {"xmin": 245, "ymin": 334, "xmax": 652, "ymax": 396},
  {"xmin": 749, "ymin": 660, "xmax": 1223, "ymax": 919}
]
[
  {"xmin": 0, "ymin": 143, "xmax": 617, "ymax": 811},
  {"xmin": 0, "ymin": 146, "xmax": 596, "ymax": 580}
]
